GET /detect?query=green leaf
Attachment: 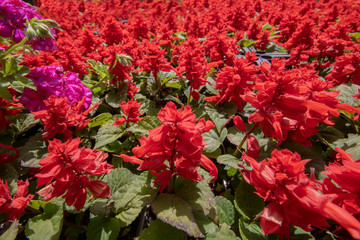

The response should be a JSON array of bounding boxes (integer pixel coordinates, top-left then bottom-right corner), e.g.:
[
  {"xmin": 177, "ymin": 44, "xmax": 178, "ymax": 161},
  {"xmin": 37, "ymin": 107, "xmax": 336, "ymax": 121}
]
[
  {"xmin": 290, "ymin": 226, "xmax": 313, "ymax": 240},
  {"xmin": 227, "ymin": 126, "xmax": 246, "ymax": 146},
  {"xmin": 238, "ymin": 216, "xmax": 266, "ymax": 240},
  {"xmin": 165, "ymin": 81, "xmax": 182, "ymax": 89},
  {"xmin": 203, "ymin": 128, "xmax": 227, "ymax": 153},
  {"xmin": 0, "ymin": 86, "xmax": 12, "ymax": 101},
  {"xmin": 127, "ymin": 116, "xmax": 161, "ymax": 135},
  {"xmin": 95, "ymin": 122, "xmax": 124, "ymax": 148},
  {"xmin": 10, "ymin": 75, "xmax": 36, "ymax": 92},
  {"xmin": 193, "ymin": 211, "xmax": 219, "ymax": 235},
  {"xmin": 88, "ymin": 113, "xmax": 113, "ymax": 128},
  {"xmin": 151, "ymin": 193, "xmax": 204, "ymax": 238},
  {"xmin": 134, "ymin": 94, "xmax": 159, "ymax": 116},
  {"xmin": 116, "ymin": 207, "xmax": 143, "ymax": 228},
  {"xmin": 25, "ymin": 202, "xmax": 63, "ymax": 240},
  {"xmin": 103, "ymin": 168, "xmax": 137, "ymax": 209},
  {"xmin": 11, "ymin": 113, "xmax": 39, "ymax": 135},
  {"xmin": 234, "ymin": 180, "xmax": 264, "ymax": 217},
  {"xmin": 104, "ymin": 170, "xmax": 157, "ymax": 227},
  {"xmin": 280, "ymin": 139, "xmax": 325, "ymax": 172},
  {"xmin": 206, "ymin": 223, "xmax": 240, "ymax": 240},
  {"xmin": 0, "ymin": 129, "xmax": 15, "ymax": 145},
  {"xmin": 217, "ymin": 154, "xmax": 240, "ymax": 169},
  {"xmin": 105, "ymin": 88, "xmax": 127, "ymax": 108},
  {"xmin": 205, "ymin": 102, "xmax": 237, "ymax": 132},
  {"xmin": 0, "ymin": 220, "xmax": 19, "ymax": 240},
  {"xmin": 215, "ymin": 196, "xmax": 235, "ymax": 226},
  {"xmin": 137, "ymin": 219, "xmax": 185, "ymax": 240},
  {"xmin": 86, "ymin": 216, "xmax": 120, "ymax": 240},
  {"xmin": 332, "ymin": 83, "xmax": 360, "ymax": 107},
  {"xmin": 331, "ymin": 133, "xmax": 360, "ymax": 160},
  {"xmin": 89, "ymin": 199, "xmax": 112, "ymax": 216},
  {"xmin": 318, "ymin": 125, "xmax": 344, "ymax": 143},
  {"xmin": 174, "ymin": 178, "xmax": 218, "ymax": 221},
  {"xmin": 18, "ymin": 133, "xmax": 48, "ymax": 168},
  {"xmin": 0, "ymin": 164, "xmax": 18, "ymax": 184}
]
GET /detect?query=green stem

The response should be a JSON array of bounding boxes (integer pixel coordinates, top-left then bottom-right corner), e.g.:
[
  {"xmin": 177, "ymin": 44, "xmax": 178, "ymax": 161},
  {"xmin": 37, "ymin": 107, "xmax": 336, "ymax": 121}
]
[
  {"xmin": 0, "ymin": 37, "xmax": 28, "ymax": 61},
  {"xmin": 233, "ymin": 123, "xmax": 260, "ymax": 157},
  {"xmin": 187, "ymin": 86, "xmax": 193, "ymax": 106}
]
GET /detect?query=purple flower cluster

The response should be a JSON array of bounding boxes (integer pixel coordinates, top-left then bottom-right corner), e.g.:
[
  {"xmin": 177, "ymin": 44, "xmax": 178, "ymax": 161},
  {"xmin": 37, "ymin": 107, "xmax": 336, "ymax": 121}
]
[
  {"xmin": 0, "ymin": 0, "xmax": 56, "ymax": 51},
  {"xmin": 20, "ymin": 65, "xmax": 92, "ymax": 112}
]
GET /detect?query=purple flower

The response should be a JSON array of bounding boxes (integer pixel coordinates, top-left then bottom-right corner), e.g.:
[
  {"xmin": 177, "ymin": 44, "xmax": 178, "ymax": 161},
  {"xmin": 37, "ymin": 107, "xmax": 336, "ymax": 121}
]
[
  {"xmin": 0, "ymin": 0, "xmax": 57, "ymax": 51},
  {"xmin": 0, "ymin": 20, "xmax": 12, "ymax": 38},
  {"xmin": 20, "ymin": 65, "xmax": 93, "ymax": 112}
]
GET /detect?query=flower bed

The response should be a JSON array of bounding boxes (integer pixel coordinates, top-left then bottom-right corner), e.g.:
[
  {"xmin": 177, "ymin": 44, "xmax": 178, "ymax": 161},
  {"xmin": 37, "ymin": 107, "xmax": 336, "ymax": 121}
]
[{"xmin": 1, "ymin": 0, "xmax": 360, "ymax": 239}]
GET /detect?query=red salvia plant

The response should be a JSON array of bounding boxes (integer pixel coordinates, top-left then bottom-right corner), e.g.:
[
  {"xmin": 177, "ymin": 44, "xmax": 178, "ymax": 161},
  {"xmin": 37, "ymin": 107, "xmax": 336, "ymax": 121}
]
[
  {"xmin": 205, "ymin": 52, "xmax": 258, "ymax": 111},
  {"xmin": 174, "ymin": 37, "xmax": 208, "ymax": 102},
  {"xmin": 32, "ymin": 95, "xmax": 97, "ymax": 140},
  {"xmin": 0, "ymin": 180, "xmax": 34, "ymax": 221},
  {"xmin": 240, "ymin": 149, "xmax": 360, "ymax": 239},
  {"xmin": 120, "ymin": 101, "xmax": 217, "ymax": 193},
  {"xmin": 242, "ymin": 59, "xmax": 354, "ymax": 146},
  {"xmin": 113, "ymin": 98, "xmax": 143, "ymax": 127},
  {"xmin": 36, "ymin": 138, "xmax": 112, "ymax": 211}
]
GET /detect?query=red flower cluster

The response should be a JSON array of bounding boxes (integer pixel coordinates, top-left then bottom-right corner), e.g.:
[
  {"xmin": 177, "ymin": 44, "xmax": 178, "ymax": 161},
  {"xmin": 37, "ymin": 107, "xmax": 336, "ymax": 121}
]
[
  {"xmin": 0, "ymin": 143, "xmax": 19, "ymax": 165},
  {"xmin": 0, "ymin": 180, "xmax": 34, "ymax": 221},
  {"xmin": 120, "ymin": 101, "xmax": 217, "ymax": 192},
  {"xmin": 320, "ymin": 148, "xmax": 360, "ymax": 225},
  {"xmin": 240, "ymin": 149, "xmax": 360, "ymax": 239},
  {"xmin": 113, "ymin": 99, "xmax": 143, "ymax": 126},
  {"xmin": 36, "ymin": 138, "xmax": 112, "ymax": 211},
  {"xmin": 205, "ymin": 52, "xmax": 258, "ymax": 111},
  {"xmin": 243, "ymin": 59, "xmax": 356, "ymax": 146},
  {"xmin": 0, "ymin": 97, "xmax": 22, "ymax": 130},
  {"xmin": 32, "ymin": 95, "xmax": 97, "ymax": 140},
  {"xmin": 174, "ymin": 37, "xmax": 208, "ymax": 101}
]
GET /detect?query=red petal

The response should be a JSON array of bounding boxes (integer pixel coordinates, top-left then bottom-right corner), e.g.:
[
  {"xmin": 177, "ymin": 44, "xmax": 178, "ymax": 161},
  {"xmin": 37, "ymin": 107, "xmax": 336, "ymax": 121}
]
[
  {"xmin": 120, "ymin": 154, "xmax": 144, "ymax": 165},
  {"xmin": 246, "ymin": 135, "xmax": 260, "ymax": 159},
  {"xmin": 200, "ymin": 155, "xmax": 218, "ymax": 182},
  {"xmin": 233, "ymin": 116, "xmax": 246, "ymax": 132},
  {"xmin": 154, "ymin": 170, "xmax": 172, "ymax": 193},
  {"xmin": 88, "ymin": 180, "xmax": 111, "ymax": 198}
]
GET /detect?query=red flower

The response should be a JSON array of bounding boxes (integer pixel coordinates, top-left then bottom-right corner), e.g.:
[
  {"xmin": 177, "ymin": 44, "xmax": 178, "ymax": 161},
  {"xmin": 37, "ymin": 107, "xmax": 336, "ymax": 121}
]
[
  {"xmin": 36, "ymin": 138, "xmax": 112, "ymax": 211},
  {"xmin": 243, "ymin": 59, "xmax": 347, "ymax": 146},
  {"xmin": 174, "ymin": 37, "xmax": 208, "ymax": 101},
  {"xmin": 120, "ymin": 101, "xmax": 217, "ymax": 192},
  {"xmin": 0, "ymin": 144, "xmax": 19, "ymax": 165},
  {"xmin": 0, "ymin": 97, "xmax": 22, "ymax": 130},
  {"xmin": 240, "ymin": 149, "xmax": 360, "ymax": 239},
  {"xmin": 204, "ymin": 52, "xmax": 258, "ymax": 111},
  {"xmin": 32, "ymin": 95, "xmax": 97, "ymax": 140},
  {"xmin": 113, "ymin": 98, "xmax": 142, "ymax": 126},
  {"xmin": 0, "ymin": 180, "xmax": 34, "ymax": 221}
]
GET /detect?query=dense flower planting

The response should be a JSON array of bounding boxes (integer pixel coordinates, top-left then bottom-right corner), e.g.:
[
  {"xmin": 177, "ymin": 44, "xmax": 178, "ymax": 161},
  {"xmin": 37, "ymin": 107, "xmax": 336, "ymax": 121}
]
[{"xmin": 2, "ymin": 0, "xmax": 360, "ymax": 239}]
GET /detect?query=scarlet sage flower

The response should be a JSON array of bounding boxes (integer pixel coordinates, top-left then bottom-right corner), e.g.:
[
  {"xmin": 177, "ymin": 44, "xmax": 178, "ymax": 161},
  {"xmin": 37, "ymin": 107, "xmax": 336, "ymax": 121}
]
[
  {"xmin": 0, "ymin": 179, "xmax": 34, "ymax": 221},
  {"xmin": 32, "ymin": 95, "xmax": 97, "ymax": 140},
  {"xmin": 113, "ymin": 99, "xmax": 142, "ymax": 126},
  {"xmin": 240, "ymin": 149, "xmax": 360, "ymax": 239},
  {"xmin": 36, "ymin": 138, "xmax": 112, "ymax": 211},
  {"xmin": 204, "ymin": 52, "xmax": 258, "ymax": 111},
  {"xmin": 120, "ymin": 101, "xmax": 217, "ymax": 192},
  {"xmin": 175, "ymin": 37, "xmax": 208, "ymax": 101},
  {"xmin": 242, "ymin": 59, "xmax": 349, "ymax": 146}
]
